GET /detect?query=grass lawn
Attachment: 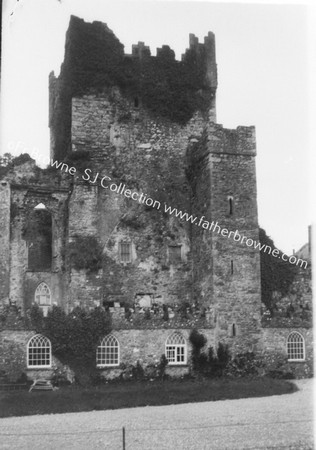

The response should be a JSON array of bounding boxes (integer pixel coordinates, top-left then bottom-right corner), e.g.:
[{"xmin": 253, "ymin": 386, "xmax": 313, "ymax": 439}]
[{"xmin": 0, "ymin": 377, "xmax": 296, "ymax": 418}]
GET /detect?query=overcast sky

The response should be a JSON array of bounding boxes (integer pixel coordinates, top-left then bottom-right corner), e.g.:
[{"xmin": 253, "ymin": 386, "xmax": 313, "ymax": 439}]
[{"xmin": 1, "ymin": 0, "xmax": 315, "ymax": 255}]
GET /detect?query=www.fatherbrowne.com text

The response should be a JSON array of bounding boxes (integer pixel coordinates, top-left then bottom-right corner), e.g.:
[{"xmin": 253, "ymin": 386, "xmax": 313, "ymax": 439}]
[{"xmin": 51, "ymin": 159, "xmax": 308, "ymax": 269}]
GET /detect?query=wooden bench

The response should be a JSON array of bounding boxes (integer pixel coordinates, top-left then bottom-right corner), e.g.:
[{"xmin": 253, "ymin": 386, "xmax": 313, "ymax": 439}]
[{"xmin": 29, "ymin": 379, "xmax": 57, "ymax": 392}]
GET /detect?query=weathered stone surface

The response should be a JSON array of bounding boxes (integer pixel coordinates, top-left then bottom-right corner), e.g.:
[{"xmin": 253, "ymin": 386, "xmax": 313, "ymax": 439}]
[{"xmin": 0, "ymin": 16, "xmax": 312, "ymax": 380}]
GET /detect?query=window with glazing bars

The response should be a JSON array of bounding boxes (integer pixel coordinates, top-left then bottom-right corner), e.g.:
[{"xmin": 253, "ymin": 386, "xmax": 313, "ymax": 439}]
[
  {"xmin": 165, "ymin": 332, "xmax": 187, "ymax": 364},
  {"xmin": 27, "ymin": 334, "xmax": 51, "ymax": 368},
  {"xmin": 287, "ymin": 332, "xmax": 305, "ymax": 361},
  {"xmin": 96, "ymin": 335, "xmax": 119, "ymax": 366}
]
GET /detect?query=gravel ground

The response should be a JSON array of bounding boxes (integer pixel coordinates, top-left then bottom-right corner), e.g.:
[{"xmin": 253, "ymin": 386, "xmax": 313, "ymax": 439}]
[{"xmin": 0, "ymin": 379, "xmax": 313, "ymax": 450}]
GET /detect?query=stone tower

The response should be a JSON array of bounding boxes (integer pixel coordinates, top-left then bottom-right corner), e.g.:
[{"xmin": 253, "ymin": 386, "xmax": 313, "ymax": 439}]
[{"xmin": 48, "ymin": 16, "xmax": 262, "ymax": 351}]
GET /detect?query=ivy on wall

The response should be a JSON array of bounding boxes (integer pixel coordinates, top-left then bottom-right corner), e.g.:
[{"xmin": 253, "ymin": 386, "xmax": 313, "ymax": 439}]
[
  {"xmin": 28, "ymin": 305, "xmax": 111, "ymax": 383},
  {"xmin": 67, "ymin": 235, "xmax": 103, "ymax": 272},
  {"xmin": 259, "ymin": 228, "xmax": 297, "ymax": 314}
]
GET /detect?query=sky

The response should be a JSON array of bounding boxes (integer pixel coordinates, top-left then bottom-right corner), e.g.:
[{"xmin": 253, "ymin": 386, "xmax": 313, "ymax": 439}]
[{"xmin": 1, "ymin": 0, "xmax": 315, "ymax": 255}]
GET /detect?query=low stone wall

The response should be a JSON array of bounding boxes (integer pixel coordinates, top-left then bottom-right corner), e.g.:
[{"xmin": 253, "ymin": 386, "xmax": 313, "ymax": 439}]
[
  {"xmin": 0, "ymin": 330, "xmax": 73, "ymax": 383},
  {"xmin": 0, "ymin": 330, "xmax": 35, "ymax": 382},
  {"xmin": 1, "ymin": 327, "xmax": 313, "ymax": 382},
  {"xmin": 99, "ymin": 328, "xmax": 214, "ymax": 380},
  {"xmin": 261, "ymin": 327, "xmax": 313, "ymax": 378}
]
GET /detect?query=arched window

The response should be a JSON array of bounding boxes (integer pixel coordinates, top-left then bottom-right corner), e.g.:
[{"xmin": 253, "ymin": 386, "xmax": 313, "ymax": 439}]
[
  {"xmin": 287, "ymin": 332, "xmax": 305, "ymax": 361},
  {"xmin": 96, "ymin": 335, "xmax": 120, "ymax": 367},
  {"xmin": 25, "ymin": 208, "xmax": 52, "ymax": 271},
  {"xmin": 35, "ymin": 283, "xmax": 51, "ymax": 317},
  {"xmin": 165, "ymin": 332, "xmax": 187, "ymax": 365},
  {"xmin": 35, "ymin": 283, "xmax": 51, "ymax": 306},
  {"xmin": 27, "ymin": 334, "xmax": 51, "ymax": 368}
]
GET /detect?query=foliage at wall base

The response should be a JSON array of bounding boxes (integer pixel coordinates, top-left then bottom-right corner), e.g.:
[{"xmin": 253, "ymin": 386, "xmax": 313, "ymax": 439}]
[{"xmin": 27, "ymin": 305, "xmax": 111, "ymax": 385}]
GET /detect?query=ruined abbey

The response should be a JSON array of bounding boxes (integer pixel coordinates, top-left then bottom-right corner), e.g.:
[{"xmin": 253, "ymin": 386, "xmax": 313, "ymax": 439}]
[{"xmin": 0, "ymin": 16, "xmax": 312, "ymax": 382}]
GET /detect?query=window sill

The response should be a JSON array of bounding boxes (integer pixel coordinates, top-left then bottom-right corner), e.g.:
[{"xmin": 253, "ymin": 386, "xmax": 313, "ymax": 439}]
[
  {"xmin": 288, "ymin": 359, "xmax": 306, "ymax": 363},
  {"xmin": 97, "ymin": 365, "xmax": 120, "ymax": 368},
  {"xmin": 167, "ymin": 364, "xmax": 188, "ymax": 367},
  {"xmin": 27, "ymin": 366, "xmax": 52, "ymax": 370}
]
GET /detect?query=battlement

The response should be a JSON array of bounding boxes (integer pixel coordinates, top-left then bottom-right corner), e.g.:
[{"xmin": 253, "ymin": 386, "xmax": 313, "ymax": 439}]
[
  {"xmin": 49, "ymin": 15, "xmax": 218, "ymax": 160},
  {"xmin": 131, "ymin": 41, "xmax": 151, "ymax": 58},
  {"xmin": 207, "ymin": 123, "xmax": 256, "ymax": 155},
  {"xmin": 156, "ymin": 45, "xmax": 176, "ymax": 60}
]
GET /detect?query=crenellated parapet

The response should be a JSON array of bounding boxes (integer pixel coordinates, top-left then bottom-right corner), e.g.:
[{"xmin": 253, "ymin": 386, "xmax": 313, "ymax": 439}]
[
  {"xmin": 49, "ymin": 16, "xmax": 218, "ymax": 161},
  {"xmin": 131, "ymin": 41, "xmax": 151, "ymax": 59}
]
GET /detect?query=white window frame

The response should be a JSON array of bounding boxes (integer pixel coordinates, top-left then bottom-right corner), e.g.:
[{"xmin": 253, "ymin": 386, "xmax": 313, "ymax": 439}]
[
  {"xmin": 27, "ymin": 334, "xmax": 52, "ymax": 369},
  {"xmin": 165, "ymin": 332, "xmax": 187, "ymax": 365},
  {"xmin": 96, "ymin": 334, "xmax": 120, "ymax": 367},
  {"xmin": 287, "ymin": 331, "xmax": 305, "ymax": 361}
]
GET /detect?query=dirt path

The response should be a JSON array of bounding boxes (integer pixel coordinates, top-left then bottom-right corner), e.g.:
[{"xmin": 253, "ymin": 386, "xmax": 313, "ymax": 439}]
[{"xmin": 0, "ymin": 379, "xmax": 313, "ymax": 450}]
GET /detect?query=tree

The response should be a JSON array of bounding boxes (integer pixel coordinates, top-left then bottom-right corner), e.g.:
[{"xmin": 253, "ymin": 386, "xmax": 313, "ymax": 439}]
[{"xmin": 259, "ymin": 228, "xmax": 297, "ymax": 314}]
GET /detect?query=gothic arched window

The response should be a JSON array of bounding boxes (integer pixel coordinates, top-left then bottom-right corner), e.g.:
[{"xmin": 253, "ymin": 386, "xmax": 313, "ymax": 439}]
[
  {"xmin": 96, "ymin": 335, "xmax": 120, "ymax": 367},
  {"xmin": 287, "ymin": 332, "xmax": 305, "ymax": 361},
  {"xmin": 165, "ymin": 332, "xmax": 187, "ymax": 365},
  {"xmin": 27, "ymin": 334, "xmax": 51, "ymax": 368}
]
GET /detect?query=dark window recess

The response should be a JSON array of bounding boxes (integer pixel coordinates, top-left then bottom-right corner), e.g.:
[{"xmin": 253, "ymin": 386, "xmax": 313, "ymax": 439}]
[
  {"xmin": 134, "ymin": 97, "xmax": 139, "ymax": 108},
  {"xmin": 169, "ymin": 245, "xmax": 182, "ymax": 264},
  {"xmin": 25, "ymin": 210, "xmax": 52, "ymax": 271},
  {"xmin": 231, "ymin": 260, "xmax": 234, "ymax": 275},
  {"xmin": 232, "ymin": 324, "xmax": 236, "ymax": 337}
]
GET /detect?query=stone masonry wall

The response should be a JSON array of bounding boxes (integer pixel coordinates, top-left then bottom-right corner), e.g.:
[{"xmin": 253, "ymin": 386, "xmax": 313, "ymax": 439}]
[
  {"xmin": 0, "ymin": 330, "xmax": 74, "ymax": 382},
  {"xmin": 188, "ymin": 123, "xmax": 262, "ymax": 353},
  {"xmin": 0, "ymin": 182, "xmax": 11, "ymax": 303},
  {"xmin": 8, "ymin": 186, "xmax": 69, "ymax": 313},
  {"xmin": 261, "ymin": 327, "xmax": 313, "ymax": 378},
  {"xmin": 98, "ymin": 328, "xmax": 215, "ymax": 380},
  {"xmin": 65, "ymin": 89, "xmax": 208, "ymax": 311}
]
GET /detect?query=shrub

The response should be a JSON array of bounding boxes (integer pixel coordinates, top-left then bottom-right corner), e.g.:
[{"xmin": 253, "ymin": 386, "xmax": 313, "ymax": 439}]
[
  {"xmin": 157, "ymin": 354, "xmax": 168, "ymax": 380},
  {"xmin": 189, "ymin": 334, "xmax": 231, "ymax": 378},
  {"xmin": 144, "ymin": 309, "xmax": 151, "ymax": 320},
  {"xmin": 131, "ymin": 361, "xmax": 144, "ymax": 381},
  {"xmin": 189, "ymin": 329, "xmax": 207, "ymax": 372},
  {"xmin": 224, "ymin": 351, "xmax": 261, "ymax": 377}
]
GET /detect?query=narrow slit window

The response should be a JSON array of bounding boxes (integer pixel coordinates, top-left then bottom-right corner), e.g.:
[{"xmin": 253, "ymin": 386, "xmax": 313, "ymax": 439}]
[
  {"xmin": 231, "ymin": 260, "xmax": 234, "ymax": 275},
  {"xmin": 134, "ymin": 97, "xmax": 139, "ymax": 108},
  {"xmin": 232, "ymin": 324, "xmax": 236, "ymax": 337},
  {"xmin": 228, "ymin": 197, "xmax": 234, "ymax": 215}
]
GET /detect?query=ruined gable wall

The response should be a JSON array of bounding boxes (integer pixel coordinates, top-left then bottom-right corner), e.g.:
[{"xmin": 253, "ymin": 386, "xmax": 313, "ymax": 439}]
[{"xmin": 8, "ymin": 187, "xmax": 69, "ymax": 313}]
